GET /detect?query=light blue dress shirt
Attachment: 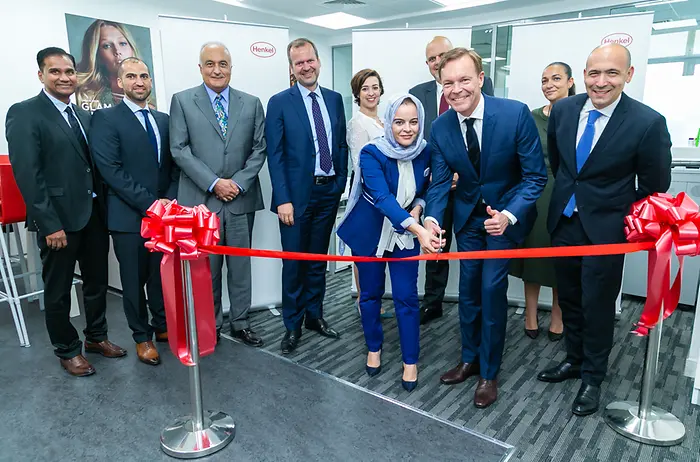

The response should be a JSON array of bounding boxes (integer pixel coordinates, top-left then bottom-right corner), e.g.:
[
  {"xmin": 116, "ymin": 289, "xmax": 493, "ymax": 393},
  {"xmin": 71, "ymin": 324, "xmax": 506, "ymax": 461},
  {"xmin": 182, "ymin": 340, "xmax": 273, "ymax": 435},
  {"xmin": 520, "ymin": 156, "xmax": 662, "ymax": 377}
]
[
  {"xmin": 297, "ymin": 83, "xmax": 335, "ymax": 176},
  {"xmin": 122, "ymin": 96, "xmax": 161, "ymax": 163},
  {"xmin": 202, "ymin": 84, "xmax": 242, "ymax": 193}
]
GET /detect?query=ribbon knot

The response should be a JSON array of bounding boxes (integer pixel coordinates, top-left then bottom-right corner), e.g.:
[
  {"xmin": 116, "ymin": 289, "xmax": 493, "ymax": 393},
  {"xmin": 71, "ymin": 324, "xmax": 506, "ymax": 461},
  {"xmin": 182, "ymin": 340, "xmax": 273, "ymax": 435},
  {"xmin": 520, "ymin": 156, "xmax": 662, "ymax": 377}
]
[
  {"xmin": 624, "ymin": 192, "xmax": 700, "ymax": 335},
  {"xmin": 141, "ymin": 200, "xmax": 220, "ymax": 259}
]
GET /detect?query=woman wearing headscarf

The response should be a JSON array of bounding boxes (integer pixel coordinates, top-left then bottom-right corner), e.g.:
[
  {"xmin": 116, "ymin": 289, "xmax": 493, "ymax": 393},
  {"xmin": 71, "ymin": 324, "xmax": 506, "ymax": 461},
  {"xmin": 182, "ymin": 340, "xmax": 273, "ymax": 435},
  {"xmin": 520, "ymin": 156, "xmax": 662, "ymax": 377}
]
[{"xmin": 337, "ymin": 94, "xmax": 441, "ymax": 392}]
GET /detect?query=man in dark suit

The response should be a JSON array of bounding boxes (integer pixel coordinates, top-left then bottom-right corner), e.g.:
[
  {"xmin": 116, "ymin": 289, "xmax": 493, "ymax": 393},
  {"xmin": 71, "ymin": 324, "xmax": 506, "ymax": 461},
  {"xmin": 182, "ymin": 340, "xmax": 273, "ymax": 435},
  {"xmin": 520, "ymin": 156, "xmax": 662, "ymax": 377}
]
[
  {"xmin": 266, "ymin": 38, "xmax": 348, "ymax": 354},
  {"xmin": 538, "ymin": 44, "xmax": 672, "ymax": 416},
  {"xmin": 424, "ymin": 48, "xmax": 546, "ymax": 408},
  {"xmin": 90, "ymin": 58, "xmax": 178, "ymax": 366},
  {"xmin": 410, "ymin": 36, "xmax": 495, "ymax": 326},
  {"xmin": 5, "ymin": 47, "xmax": 126, "ymax": 377}
]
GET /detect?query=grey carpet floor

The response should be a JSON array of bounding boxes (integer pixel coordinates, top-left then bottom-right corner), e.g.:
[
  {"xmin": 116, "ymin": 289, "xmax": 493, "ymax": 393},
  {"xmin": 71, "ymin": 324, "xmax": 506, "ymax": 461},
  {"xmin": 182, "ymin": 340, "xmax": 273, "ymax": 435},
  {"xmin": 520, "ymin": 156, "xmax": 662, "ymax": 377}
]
[{"xmin": 244, "ymin": 268, "xmax": 700, "ymax": 462}]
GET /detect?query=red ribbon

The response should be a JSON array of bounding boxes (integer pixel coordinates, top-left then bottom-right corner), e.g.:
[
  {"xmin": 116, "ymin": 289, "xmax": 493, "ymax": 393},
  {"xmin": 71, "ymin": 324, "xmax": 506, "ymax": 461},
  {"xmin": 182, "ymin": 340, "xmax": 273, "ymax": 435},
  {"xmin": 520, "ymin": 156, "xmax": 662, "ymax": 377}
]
[
  {"xmin": 624, "ymin": 192, "xmax": 700, "ymax": 335},
  {"xmin": 141, "ymin": 200, "xmax": 219, "ymax": 365}
]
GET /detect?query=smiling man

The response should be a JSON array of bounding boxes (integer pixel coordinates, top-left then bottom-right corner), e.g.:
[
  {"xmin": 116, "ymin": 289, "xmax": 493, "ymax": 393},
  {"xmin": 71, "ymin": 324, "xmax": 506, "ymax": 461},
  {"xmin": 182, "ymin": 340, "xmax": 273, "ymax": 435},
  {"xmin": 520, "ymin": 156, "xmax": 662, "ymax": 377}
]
[
  {"xmin": 538, "ymin": 43, "xmax": 672, "ymax": 416},
  {"xmin": 5, "ymin": 47, "xmax": 126, "ymax": 376},
  {"xmin": 266, "ymin": 38, "xmax": 348, "ymax": 355},
  {"xmin": 423, "ymin": 47, "xmax": 546, "ymax": 409},
  {"xmin": 89, "ymin": 57, "xmax": 179, "ymax": 366},
  {"xmin": 170, "ymin": 42, "xmax": 267, "ymax": 347}
]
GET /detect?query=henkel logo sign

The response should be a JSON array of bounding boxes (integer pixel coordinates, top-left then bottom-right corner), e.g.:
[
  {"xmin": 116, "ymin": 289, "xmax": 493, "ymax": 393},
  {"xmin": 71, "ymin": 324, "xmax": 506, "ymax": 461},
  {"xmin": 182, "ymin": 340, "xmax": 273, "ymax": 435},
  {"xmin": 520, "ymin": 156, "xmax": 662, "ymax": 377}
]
[
  {"xmin": 250, "ymin": 42, "xmax": 276, "ymax": 58},
  {"xmin": 601, "ymin": 33, "xmax": 633, "ymax": 47}
]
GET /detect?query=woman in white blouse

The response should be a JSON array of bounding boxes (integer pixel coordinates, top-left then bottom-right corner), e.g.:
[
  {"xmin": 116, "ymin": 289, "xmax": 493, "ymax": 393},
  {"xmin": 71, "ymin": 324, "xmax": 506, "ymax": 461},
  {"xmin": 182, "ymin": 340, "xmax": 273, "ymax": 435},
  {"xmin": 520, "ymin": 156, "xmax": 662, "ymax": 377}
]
[{"xmin": 346, "ymin": 69, "xmax": 386, "ymax": 316}]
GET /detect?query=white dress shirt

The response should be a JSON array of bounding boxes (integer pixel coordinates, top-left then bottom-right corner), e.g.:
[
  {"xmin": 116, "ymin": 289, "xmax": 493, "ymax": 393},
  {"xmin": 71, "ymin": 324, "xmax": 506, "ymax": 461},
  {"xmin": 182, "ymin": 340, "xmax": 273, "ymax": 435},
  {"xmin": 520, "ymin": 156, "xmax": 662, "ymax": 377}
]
[
  {"xmin": 122, "ymin": 96, "xmax": 161, "ymax": 163},
  {"xmin": 43, "ymin": 89, "xmax": 87, "ymax": 140},
  {"xmin": 346, "ymin": 111, "xmax": 384, "ymax": 169},
  {"xmin": 436, "ymin": 81, "xmax": 444, "ymax": 114},
  {"xmin": 298, "ymin": 82, "xmax": 335, "ymax": 176}
]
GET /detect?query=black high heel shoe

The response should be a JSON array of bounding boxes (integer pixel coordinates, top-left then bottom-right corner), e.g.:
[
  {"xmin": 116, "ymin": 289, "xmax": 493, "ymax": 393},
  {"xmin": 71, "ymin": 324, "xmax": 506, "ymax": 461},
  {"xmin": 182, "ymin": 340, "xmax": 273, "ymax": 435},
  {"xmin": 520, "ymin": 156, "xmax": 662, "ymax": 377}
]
[
  {"xmin": 402, "ymin": 364, "xmax": 418, "ymax": 392},
  {"xmin": 366, "ymin": 364, "xmax": 382, "ymax": 377},
  {"xmin": 525, "ymin": 328, "xmax": 540, "ymax": 339},
  {"xmin": 547, "ymin": 330, "xmax": 563, "ymax": 342}
]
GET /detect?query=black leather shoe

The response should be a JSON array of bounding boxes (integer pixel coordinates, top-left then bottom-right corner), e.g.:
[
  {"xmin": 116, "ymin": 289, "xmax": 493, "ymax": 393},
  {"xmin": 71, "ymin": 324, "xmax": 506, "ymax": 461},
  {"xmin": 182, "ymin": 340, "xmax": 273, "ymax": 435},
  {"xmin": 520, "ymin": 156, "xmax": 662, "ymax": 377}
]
[
  {"xmin": 572, "ymin": 383, "xmax": 600, "ymax": 416},
  {"xmin": 525, "ymin": 328, "xmax": 540, "ymax": 339},
  {"xmin": 216, "ymin": 330, "xmax": 221, "ymax": 345},
  {"xmin": 537, "ymin": 361, "xmax": 581, "ymax": 383},
  {"xmin": 304, "ymin": 318, "xmax": 340, "ymax": 339},
  {"xmin": 232, "ymin": 328, "xmax": 264, "ymax": 347},
  {"xmin": 281, "ymin": 329, "xmax": 301, "ymax": 354},
  {"xmin": 419, "ymin": 306, "xmax": 443, "ymax": 325}
]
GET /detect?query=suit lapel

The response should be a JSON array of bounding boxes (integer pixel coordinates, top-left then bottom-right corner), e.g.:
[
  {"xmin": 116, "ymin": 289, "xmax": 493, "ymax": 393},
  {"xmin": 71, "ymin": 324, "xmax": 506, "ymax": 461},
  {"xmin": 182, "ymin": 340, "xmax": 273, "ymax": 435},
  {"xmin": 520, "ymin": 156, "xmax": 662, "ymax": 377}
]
[
  {"xmin": 38, "ymin": 92, "xmax": 89, "ymax": 166},
  {"xmin": 291, "ymin": 84, "xmax": 314, "ymax": 144},
  {"xmin": 444, "ymin": 110, "xmax": 474, "ymax": 177},
  {"xmin": 424, "ymin": 82, "xmax": 437, "ymax": 120},
  {"xmin": 564, "ymin": 94, "xmax": 588, "ymax": 173},
  {"xmin": 120, "ymin": 103, "xmax": 160, "ymax": 166},
  {"xmin": 480, "ymin": 96, "xmax": 495, "ymax": 178},
  {"xmin": 225, "ymin": 87, "xmax": 243, "ymax": 149},
  {"xmin": 579, "ymin": 93, "xmax": 629, "ymax": 175},
  {"xmin": 194, "ymin": 84, "xmax": 225, "ymax": 141}
]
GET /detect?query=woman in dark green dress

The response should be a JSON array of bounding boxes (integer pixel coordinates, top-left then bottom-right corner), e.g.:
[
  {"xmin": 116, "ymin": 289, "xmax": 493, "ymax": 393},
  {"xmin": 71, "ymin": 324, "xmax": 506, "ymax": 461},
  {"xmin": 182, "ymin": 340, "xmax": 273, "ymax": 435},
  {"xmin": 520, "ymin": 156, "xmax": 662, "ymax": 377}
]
[{"xmin": 511, "ymin": 62, "xmax": 575, "ymax": 341}]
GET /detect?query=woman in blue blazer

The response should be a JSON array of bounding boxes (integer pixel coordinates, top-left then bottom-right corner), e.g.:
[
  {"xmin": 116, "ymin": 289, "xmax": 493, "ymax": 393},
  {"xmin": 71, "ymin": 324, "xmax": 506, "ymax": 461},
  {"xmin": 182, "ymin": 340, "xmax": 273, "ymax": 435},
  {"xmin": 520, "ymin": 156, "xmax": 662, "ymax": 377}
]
[{"xmin": 337, "ymin": 94, "xmax": 441, "ymax": 392}]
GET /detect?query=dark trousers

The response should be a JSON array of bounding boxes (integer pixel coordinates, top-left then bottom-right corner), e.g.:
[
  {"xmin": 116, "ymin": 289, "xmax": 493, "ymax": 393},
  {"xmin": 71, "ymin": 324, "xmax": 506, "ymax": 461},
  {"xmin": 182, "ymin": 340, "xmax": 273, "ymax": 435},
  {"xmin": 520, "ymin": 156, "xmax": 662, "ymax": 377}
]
[
  {"xmin": 455, "ymin": 207, "xmax": 515, "ymax": 380},
  {"xmin": 37, "ymin": 202, "xmax": 109, "ymax": 359},
  {"xmin": 357, "ymin": 245, "xmax": 420, "ymax": 364},
  {"xmin": 111, "ymin": 232, "xmax": 166, "ymax": 343},
  {"xmin": 279, "ymin": 181, "xmax": 340, "ymax": 330},
  {"xmin": 552, "ymin": 214, "xmax": 624, "ymax": 387},
  {"xmin": 423, "ymin": 190, "xmax": 455, "ymax": 309}
]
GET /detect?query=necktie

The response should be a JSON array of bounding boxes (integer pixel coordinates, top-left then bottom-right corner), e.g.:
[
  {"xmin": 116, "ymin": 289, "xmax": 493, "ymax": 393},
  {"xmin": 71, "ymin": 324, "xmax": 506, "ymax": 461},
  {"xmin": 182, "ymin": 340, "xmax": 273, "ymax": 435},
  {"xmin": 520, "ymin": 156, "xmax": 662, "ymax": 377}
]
[
  {"xmin": 214, "ymin": 94, "xmax": 228, "ymax": 137},
  {"xmin": 464, "ymin": 118, "xmax": 481, "ymax": 176},
  {"xmin": 309, "ymin": 92, "xmax": 333, "ymax": 174},
  {"xmin": 64, "ymin": 106, "xmax": 89, "ymax": 157},
  {"xmin": 439, "ymin": 93, "xmax": 449, "ymax": 115},
  {"xmin": 562, "ymin": 110, "xmax": 603, "ymax": 217},
  {"xmin": 139, "ymin": 109, "xmax": 159, "ymax": 163}
]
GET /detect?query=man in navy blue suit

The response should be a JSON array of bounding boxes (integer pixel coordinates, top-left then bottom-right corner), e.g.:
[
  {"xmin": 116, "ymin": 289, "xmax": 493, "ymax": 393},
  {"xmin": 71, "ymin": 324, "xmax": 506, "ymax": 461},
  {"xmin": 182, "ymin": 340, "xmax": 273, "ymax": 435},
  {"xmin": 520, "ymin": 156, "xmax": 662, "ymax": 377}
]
[
  {"xmin": 90, "ymin": 57, "xmax": 179, "ymax": 366},
  {"xmin": 424, "ymin": 48, "xmax": 546, "ymax": 408},
  {"xmin": 538, "ymin": 44, "xmax": 672, "ymax": 416},
  {"xmin": 266, "ymin": 38, "xmax": 348, "ymax": 354}
]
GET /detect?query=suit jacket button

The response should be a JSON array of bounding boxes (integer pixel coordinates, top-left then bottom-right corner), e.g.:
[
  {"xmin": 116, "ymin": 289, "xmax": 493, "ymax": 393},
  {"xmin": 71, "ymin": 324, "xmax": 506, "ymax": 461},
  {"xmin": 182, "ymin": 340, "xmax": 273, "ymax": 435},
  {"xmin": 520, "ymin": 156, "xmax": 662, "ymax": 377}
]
[
  {"xmin": 575, "ymin": 181, "xmax": 579, "ymax": 185},
  {"xmin": 87, "ymin": 168, "xmax": 91, "ymax": 173},
  {"xmin": 87, "ymin": 189, "xmax": 92, "ymax": 195}
]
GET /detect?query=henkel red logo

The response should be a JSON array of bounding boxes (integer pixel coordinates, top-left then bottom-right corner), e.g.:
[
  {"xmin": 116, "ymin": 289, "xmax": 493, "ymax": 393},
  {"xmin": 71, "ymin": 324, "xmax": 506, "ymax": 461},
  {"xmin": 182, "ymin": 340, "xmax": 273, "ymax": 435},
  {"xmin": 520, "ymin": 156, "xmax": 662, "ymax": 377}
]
[
  {"xmin": 250, "ymin": 42, "xmax": 276, "ymax": 58},
  {"xmin": 601, "ymin": 33, "xmax": 633, "ymax": 47}
]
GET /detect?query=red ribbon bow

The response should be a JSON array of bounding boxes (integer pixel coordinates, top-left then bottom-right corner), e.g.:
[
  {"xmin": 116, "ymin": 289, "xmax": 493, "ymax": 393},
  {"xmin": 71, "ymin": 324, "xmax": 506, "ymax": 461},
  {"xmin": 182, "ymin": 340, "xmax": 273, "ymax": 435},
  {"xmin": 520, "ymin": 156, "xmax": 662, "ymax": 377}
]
[
  {"xmin": 141, "ymin": 200, "xmax": 220, "ymax": 259},
  {"xmin": 624, "ymin": 192, "xmax": 700, "ymax": 335}
]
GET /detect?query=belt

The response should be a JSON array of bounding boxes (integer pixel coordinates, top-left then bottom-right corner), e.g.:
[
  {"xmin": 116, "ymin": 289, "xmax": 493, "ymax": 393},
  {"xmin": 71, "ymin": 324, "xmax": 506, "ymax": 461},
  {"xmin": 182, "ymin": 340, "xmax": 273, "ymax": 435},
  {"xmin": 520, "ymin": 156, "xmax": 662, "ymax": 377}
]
[{"xmin": 314, "ymin": 175, "xmax": 335, "ymax": 185}]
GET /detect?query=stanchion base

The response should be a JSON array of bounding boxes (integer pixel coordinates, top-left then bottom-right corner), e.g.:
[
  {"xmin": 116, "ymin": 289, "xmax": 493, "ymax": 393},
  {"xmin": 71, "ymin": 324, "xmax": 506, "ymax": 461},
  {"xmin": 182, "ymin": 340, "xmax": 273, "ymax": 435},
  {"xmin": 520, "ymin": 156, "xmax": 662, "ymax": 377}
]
[
  {"xmin": 160, "ymin": 410, "xmax": 235, "ymax": 459},
  {"xmin": 604, "ymin": 401, "xmax": 685, "ymax": 446}
]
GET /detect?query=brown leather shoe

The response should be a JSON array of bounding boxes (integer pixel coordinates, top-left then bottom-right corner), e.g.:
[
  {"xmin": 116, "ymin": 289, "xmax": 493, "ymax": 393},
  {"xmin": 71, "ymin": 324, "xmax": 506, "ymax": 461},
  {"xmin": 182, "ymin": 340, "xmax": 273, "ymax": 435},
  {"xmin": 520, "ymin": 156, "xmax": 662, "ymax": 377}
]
[
  {"xmin": 60, "ymin": 355, "xmax": 96, "ymax": 377},
  {"xmin": 440, "ymin": 362, "xmax": 480, "ymax": 385},
  {"xmin": 136, "ymin": 341, "xmax": 160, "ymax": 366},
  {"xmin": 155, "ymin": 332, "xmax": 168, "ymax": 343},
  {"xmin": 474, "ymin": 378, "xmax": 498, "ymax": 408},
  {"xmin": 84, "ymin": 340, "xmax": 127, "ymax": 358}
]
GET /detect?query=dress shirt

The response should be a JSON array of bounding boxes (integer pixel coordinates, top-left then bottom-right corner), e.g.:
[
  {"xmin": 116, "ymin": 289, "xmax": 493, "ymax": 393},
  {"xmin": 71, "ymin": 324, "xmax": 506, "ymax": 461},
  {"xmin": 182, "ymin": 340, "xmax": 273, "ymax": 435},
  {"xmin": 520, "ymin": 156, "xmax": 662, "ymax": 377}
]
[
  {"xmin": 572, "ymin": 95, "xmax": 622, "ymax": 212},
  {"xmin": 347, "ymin": 111, "xmax": 384, "ymax": 168},
  {"xmin": 203, "ymin": 85, "xmax": 242, "ymax": 194},
  {"xmin": 297, "ymin": 82, "xmax": 335, "ymax": 176},
  {"xmin": 43, "ymin": 89, "xmax": 87, "ymax": 140},
  {"xmin": 123, "ymin": 96, "xmax": 161, "ymax": 163}
]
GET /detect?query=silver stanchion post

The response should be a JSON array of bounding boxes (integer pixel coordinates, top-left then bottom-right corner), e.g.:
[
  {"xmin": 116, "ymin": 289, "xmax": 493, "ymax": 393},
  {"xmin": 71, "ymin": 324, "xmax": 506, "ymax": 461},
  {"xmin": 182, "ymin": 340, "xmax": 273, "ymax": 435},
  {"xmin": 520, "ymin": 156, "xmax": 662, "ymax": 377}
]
[
  {"xmin": 604, "ymin": 299, "xmax": 685, "ymax": 446},
  {"xmin": 160, "ymin": 260, "xmax": 236, "ymax": 458}
]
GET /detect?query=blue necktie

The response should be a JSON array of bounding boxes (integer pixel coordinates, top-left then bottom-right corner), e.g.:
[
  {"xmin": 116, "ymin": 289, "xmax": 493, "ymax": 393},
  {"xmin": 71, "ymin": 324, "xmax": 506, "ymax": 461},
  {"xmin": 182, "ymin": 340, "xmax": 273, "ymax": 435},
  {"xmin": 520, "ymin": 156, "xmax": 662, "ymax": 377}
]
[
  {"xmin": 139, "ymin": 109, "xmax": 159, "ymax": 164},
  {"xmin": 562, "ymin": 110, "xmax": 603, "ymax": 217},
  {"xmin": 214, "ymin": 95, "xmax": 228, "ymax": 137},
  {"xmin": 309, "ymin": 92, "xmax": 333, "ymax": 174}
]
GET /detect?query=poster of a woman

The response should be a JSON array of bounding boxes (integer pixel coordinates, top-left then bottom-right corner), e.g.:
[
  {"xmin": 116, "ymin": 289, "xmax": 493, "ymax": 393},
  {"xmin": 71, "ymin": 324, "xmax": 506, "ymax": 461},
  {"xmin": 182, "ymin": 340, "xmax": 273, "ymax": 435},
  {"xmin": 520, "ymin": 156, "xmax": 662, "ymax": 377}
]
[{"xmin": 65, "ymin": 14, "xmax": 157, "ymax": 111}]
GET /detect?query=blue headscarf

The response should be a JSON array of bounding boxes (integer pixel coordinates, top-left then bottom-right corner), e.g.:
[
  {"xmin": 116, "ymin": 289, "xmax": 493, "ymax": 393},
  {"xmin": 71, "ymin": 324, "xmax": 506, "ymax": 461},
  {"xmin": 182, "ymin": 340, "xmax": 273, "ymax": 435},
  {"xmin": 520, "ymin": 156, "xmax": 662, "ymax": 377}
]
[{"xmin": 337, "ymin": 94, "xmax": 427, "ymax": 244}]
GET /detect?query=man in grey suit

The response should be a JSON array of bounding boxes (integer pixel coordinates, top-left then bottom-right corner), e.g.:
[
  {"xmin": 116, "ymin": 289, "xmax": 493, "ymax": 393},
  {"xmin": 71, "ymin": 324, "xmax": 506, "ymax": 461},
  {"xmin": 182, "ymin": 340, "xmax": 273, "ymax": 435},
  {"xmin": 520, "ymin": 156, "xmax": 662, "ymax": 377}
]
[
  {"xmin": 410, "ymin": 36, "xmax": 495, "ymax": 326},
  {"xmin": 170, "ymin": 42, "xmax": 266, "ymax": 347}
]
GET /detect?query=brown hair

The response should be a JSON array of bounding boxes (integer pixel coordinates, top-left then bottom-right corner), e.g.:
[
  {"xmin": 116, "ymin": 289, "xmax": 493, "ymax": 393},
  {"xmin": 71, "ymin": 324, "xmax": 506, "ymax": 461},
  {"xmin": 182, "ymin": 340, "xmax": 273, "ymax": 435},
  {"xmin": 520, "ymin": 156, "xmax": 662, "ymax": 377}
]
[
  {"xmin": 437, "ymin": 47, "xmax": 483, "ymax": 80},
  {"xmin": 350, "ymin": 69, "xmax": 384, "ymax": 105},
  {"xmin": 287, "ymin": 38, "xmax": 319, "ymax": 65}
]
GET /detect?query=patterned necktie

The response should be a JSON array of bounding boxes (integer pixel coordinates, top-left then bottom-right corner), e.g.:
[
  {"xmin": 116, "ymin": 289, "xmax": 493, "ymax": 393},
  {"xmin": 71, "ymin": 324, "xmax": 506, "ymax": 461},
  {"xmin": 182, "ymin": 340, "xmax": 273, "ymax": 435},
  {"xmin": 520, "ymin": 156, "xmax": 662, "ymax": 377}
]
[
  {"xmin": 464, "ymin": 118, "xmax": 481, "ymax": 176},
  {"xmin": 309, "ymin": 92, "xmax": 333, "ymax": 174},
  {"xmin": 64, "ymin": 106, "xmax": 89, "ymax": 157},
  {"xmin": 563, "ymin": 109, "xmax": 603, "ymax": 217},
  {"xmin": 439, "ymin": 93, "xmax": 449, "ymax": 115},
  {"xmin": 214, "ymin": 94, "xmax": 228, "ymax": 137},
  {"xmin": 139, "ymin": 109, "xmax": 159, "ymax": 163}
]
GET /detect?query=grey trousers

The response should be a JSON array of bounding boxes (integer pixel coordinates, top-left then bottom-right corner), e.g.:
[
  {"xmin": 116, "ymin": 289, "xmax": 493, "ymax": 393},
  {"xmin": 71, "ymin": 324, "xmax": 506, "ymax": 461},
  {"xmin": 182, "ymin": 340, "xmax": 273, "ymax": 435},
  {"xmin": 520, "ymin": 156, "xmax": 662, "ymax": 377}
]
[{"xmin": 210, "ymin": 208, "xmax": 255, "ymax": 332}]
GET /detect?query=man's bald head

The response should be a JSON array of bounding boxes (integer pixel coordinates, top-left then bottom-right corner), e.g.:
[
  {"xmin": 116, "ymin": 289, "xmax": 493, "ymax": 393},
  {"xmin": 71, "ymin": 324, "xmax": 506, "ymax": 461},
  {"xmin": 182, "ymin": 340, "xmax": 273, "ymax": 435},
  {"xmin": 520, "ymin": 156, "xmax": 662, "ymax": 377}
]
[
  {"xmin": 425, "ymin": 36, "xmax": 454, "ymax": 81},
  {"xmin": 584, "ymin": 43, "xmax": 635, "ymax": 109}
]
